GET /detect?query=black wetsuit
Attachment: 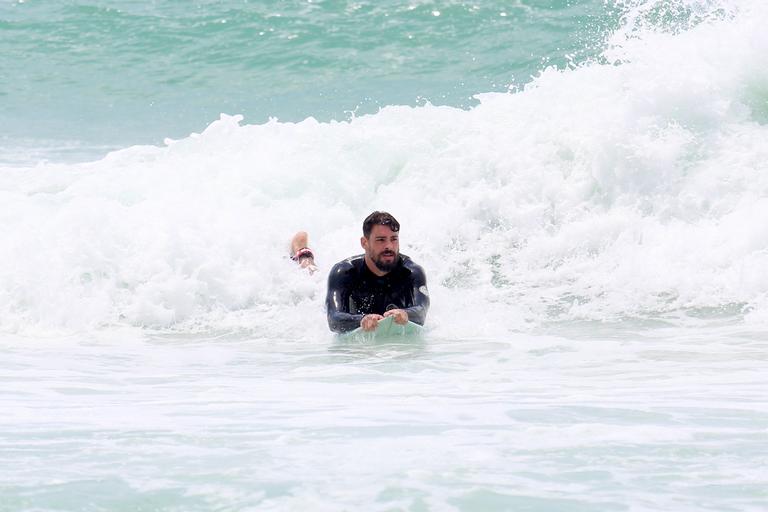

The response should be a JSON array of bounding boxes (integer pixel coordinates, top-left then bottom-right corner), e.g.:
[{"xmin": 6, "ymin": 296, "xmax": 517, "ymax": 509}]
[{"xmin": 325, "ymin": 254, "xmax": 429, "ymax": 333}]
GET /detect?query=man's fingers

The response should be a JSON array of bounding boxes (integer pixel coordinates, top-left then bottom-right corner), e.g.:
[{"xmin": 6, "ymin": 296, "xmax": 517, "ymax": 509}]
[
  {"xmin": 384, "ymin": 309, "xmax": 408, "ymax": 324},
  {"xmin": 361, "ymin": 314, "xmax": 383, "ymax": 331}
]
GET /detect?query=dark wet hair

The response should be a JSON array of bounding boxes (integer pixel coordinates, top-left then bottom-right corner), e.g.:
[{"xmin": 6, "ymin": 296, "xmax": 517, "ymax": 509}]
[{"xmin": 362, "ymin": 211, "xmax": 400, "ymax": 238}]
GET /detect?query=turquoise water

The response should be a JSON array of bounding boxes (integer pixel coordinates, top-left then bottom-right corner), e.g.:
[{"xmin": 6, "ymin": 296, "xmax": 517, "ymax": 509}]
[
  {"xmin": 2, "ymin": 0, "xmax": 768, "ymax": 510},
  {"xmin": 2, "ymin": 330, "xmax": 766, "ymax": 511},
  {"xmin": 1, "ymin": 0, "xmax": 615, "ymax": 161}
]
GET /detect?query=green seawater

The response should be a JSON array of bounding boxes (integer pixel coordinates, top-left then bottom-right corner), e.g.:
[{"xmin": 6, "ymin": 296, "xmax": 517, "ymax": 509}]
[
  {"xmin": 3, "ymin": 1, "xmax": 768, "ymax": 510},
  {"xmin": 0, "ymin": 0, "xmax": 617, "ymax": 161}
]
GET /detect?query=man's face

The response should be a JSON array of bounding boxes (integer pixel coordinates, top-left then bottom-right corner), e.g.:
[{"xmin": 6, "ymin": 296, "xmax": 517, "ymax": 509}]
[{"xmin": 362, "ymin": 224, "xmax": 400, "ymax": 273}]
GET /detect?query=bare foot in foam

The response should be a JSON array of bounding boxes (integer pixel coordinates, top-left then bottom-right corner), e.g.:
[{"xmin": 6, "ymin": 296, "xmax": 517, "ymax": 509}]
[{"xmin": 290, "ymin": 231, "xmax": 318, "ymax": 274}]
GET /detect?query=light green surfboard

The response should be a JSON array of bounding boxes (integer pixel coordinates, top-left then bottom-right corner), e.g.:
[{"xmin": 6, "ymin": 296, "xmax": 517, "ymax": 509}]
[{"xmin": 343, "ymin": 315, "xmax": 424, "ymax": 340}]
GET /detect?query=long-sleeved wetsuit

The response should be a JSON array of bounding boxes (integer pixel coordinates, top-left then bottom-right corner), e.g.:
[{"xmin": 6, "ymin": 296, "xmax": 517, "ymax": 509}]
[{"xmin": 325, "ymin": 254, "xmax": 429, "ymax": 333}]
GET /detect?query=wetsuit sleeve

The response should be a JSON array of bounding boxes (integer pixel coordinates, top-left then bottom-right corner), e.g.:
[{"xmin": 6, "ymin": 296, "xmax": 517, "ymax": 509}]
[
  {"xmin": 404, "ymin": 264, "xmax": 430, "ymax": 326},
  {"xmin": 325, "ymin": 262, "xmax": 363, "ymax": 333}
]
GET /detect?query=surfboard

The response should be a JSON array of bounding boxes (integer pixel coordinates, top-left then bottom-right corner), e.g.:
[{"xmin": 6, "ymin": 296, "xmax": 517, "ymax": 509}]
[{"xmin": 342, "ymin": 315, "xmax": 423, "ymax": 340}]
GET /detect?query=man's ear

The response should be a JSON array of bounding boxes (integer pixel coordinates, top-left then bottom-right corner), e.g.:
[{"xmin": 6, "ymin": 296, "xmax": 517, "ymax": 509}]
[{"xmin": 360, "ymin": 236, "xmax": 368, "ymax": 250}]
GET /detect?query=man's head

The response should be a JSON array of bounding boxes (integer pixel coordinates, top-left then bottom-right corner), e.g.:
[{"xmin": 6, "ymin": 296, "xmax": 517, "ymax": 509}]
[{"xmin": 361, "ymin": 211, "xmax": 400, "ymax": 274}]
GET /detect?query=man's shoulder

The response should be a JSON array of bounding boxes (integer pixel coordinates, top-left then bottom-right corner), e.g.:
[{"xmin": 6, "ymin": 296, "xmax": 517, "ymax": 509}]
[
  {"xmin": 329, "ymin": 254, "xmax": 365, "ymax": 276},
  {"xmin": 399, "ymin": 254, "xmax": 426, "ymax": 277}
]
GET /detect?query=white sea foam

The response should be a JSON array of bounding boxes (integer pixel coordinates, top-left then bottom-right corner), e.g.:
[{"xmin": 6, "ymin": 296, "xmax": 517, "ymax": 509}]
[
  {"xmin": 2, "ymin": 4, "xmax": 768, "ymax": 511},
  {"xmin": 1, "ymin": 0, "xmax": 767, "ymax": 335}
]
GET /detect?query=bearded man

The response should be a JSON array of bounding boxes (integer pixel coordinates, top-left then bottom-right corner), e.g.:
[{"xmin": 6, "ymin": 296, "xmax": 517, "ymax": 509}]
[{"xmin": 325, "ymin": 211, "xmax": 429, "ymax": 333}]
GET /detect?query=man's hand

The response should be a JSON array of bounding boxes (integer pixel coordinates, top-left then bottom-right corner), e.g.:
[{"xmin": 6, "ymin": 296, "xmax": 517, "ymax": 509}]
[
  {"xmin": 360, "ymin": 314, "xmax": 384, "ymax": 331},
  {"xmin": 383, "ymin": 309, "xmax": 408, "ymax": 325}
]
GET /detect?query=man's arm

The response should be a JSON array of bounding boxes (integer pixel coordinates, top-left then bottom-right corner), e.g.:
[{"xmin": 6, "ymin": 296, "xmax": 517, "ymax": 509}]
[
  {"xmin": 325, "ymin": 262, "xmax": 364, "ymax": 333},
  {"xmin": 403, "ymin": 263, "xmax": 429, "ymax": 326}
]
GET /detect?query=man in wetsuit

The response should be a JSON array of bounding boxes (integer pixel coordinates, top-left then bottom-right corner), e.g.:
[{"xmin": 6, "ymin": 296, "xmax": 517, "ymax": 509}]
[{"xmin": 326, "ymin": 211, "xmax": 429, "ymax": 333}]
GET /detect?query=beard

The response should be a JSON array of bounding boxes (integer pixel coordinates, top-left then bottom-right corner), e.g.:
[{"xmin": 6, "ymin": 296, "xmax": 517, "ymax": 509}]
[{"xmin": 373, "ymin": 251, "xmax": 398, "ymax": 272}]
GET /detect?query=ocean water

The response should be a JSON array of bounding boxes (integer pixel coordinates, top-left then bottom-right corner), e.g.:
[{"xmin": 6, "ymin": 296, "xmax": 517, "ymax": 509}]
[{"xmin": 2, "ymin": 0, "xmax": 768, "ymax": 510}]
